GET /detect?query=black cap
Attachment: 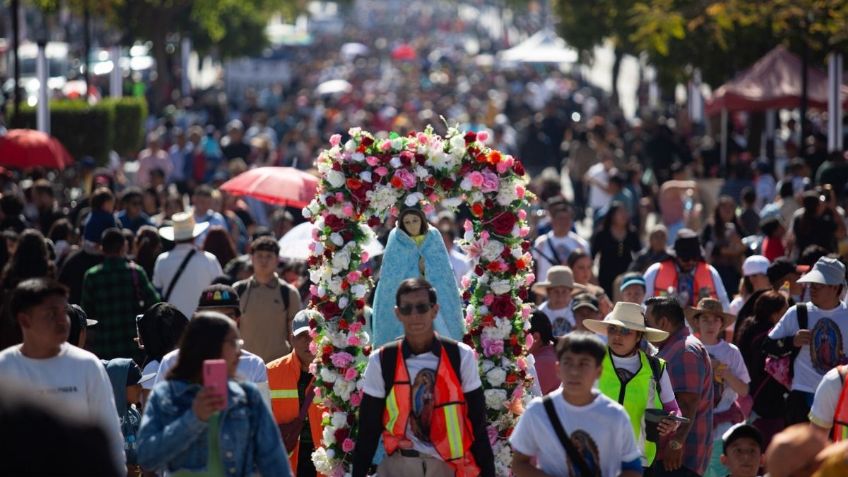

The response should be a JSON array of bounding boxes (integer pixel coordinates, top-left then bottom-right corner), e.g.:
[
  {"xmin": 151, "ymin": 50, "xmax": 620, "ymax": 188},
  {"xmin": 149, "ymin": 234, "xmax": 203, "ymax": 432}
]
[
  {"xmin": 571, "ymin": 292, "xmax": 599, "ymax": 312},
  {"xmin": 673, "ymin": 229, "xmax": 702, "ymax": 260},
  {"xmin": 197, "ymin": 284, "xmax": 241, "ymax": 311},
  {"xmin": 767, "ymin": 258, "xmax": 808, "ymax": 285},
  {"xmin": 722, "ymin": 423, "xmax": 764, "ymax": 453}
]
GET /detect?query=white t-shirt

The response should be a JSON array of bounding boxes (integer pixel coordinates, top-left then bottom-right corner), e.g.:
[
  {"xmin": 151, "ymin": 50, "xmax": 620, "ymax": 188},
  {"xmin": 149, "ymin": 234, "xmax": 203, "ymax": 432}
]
[
  {"xmin": 643, "ymin": 261, "xmax": 731, "ymax": 312},
  {"xmin": 152, "ymin": 244, "xmax": 224, "ymax": 320},
  {"xmin": 769, "ymin": 302, "xmax": 848, "ymax": 393},
  {"xmin": 448, "ymin": 247, "xmax": 471, "ymax": 287},
  {"xmin": 703, "ymin": 341, "xmax": 750, "ymax": 413},
  {"xmin": 141, "ymin": 360, "xmax": 160, "ymax": 390},
  {"xmin": 809, "ymin": 366, "xmax": 847, "ymax": 429},
  {"xmin": 608, "ymin": 353, "xmax": 677, "ymax": 404},
  {"xmin": 510, "ymin": 390, "xmax": 641, "ymax": 477},
  {"xmin": 586, "ymin": 163, "xmax": 612, "ymax": 211},
  {"xmin": 0, "ymin": 343, "xmax": 126, "ymax": 470},
  {"xmin": 362, "ymin": 341, "xmax": 481, "ymax": 458},
  {"xmin": 729, "ymin": 295, "xmax": 745, "ymax": 316},
  {"xmin": 539, "ymin": 301, "xmax": 575, "ymax": 337},
  {"xmin": 155, "ymin": 348, "xmax": 270, "ymax": 406},
  {"xmin": 533, "ymin": 232, "xmax": 591, "ymax": 286}
]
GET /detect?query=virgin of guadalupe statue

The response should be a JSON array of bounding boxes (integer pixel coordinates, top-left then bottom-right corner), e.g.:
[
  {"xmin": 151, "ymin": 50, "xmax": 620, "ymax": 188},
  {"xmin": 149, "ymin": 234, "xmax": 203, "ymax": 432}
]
[{"xmin": 371, "ymin": 207, "xmax": 465, "ymax": 346}]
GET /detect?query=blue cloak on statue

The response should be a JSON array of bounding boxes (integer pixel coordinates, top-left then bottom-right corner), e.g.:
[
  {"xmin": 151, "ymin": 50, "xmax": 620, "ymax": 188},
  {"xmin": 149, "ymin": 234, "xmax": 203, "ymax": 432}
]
[{"xmin": 371, "ymin": 226, "xmax": 465, "ymax": 347}]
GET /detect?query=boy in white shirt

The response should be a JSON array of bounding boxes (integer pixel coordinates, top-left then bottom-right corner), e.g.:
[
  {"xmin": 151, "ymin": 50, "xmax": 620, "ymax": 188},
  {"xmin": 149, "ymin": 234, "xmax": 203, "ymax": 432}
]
[
  {"xmin": 510, "ymin": 332, "xmax": 642, "ymax": 477},
  {"xmin": 532, "ymin": 266, "xmax": 586, "ymax": 337}
]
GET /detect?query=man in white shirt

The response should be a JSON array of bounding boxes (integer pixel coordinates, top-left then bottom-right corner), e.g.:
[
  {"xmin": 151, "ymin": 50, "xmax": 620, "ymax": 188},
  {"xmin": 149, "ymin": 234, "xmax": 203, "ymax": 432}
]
[
  {"xmin": 532, "ymin": 266, "xmax": 586, "ymax": 337},
  {"xmin": 533, "ymin": 198, "xmax": 591, "ymax": 287},
  {"xmin": 0, "ymin": 278, "xmax": 125, "ymax": 471},
  {"xmin": 584, "ymin": 153, "xmax": 616, "ymax": 217},
  {"xmin": 153, "ymin": 212, "xmax": 223, "ymax": 319},
  {"xmin": 439, "ymin": 224, "xmax": 470, "ymax": 286},
  {"xmin": 767, "ymin": 256, "xmax": 848, "ymax": 425}
]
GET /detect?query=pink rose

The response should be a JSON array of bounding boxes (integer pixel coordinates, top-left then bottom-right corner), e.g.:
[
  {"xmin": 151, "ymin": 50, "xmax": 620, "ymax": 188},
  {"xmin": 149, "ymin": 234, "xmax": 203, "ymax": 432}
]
[
  {"xmin": 361, "ymin": 251, "xmax": 370, "ymax": 263},
  {"xmin": 461, "ymin": 275, "xmax": 471, "ymax": 289},
  {"xmin": 517, "ymin": 355, "xmax": 528, "ymax": 371},
  {"xmin": 468, "ymin": 171, "xmax": 485, "ymax": 188},
  {"xmin": 417, "ymin": 132, "xmax": 429, "ymax": 144},
  {"xmin": 482, "ymin": 337, "xmax": 505, "ymax": 357},
  {"xmin": 350, "ymin": 391, "xmax": 363, "ymax": 406},
  {"xmin": 518, "ymin": 226, "xmax": 530, "ymax": 237},
  {"xmin": 524, "ymin": 274, "xmax": 536, "ymax": 286},
  {"xmin": 512, "ymin": 385, "xmax": 524, "ymax": 402},
  {"xmin": 342, "ymin": 438, "xmax": 356, "ymax": 453},
  {"xmin": 380, "ymin": 140, "xmax": 392, "ymax": 151},
  {"xmin": 309, "ymin": 285, "xmax": 318, "ymax": 297},
  {"xmin": 393, "ymin": 169, "xmax": 416, "ymax": 189},
  {"xmin": 314, "ymin": 387, "xmax": 322, "ymax": 398},
  {"xmin": 518, "ymin": 209, "xmax": 527, "ymax": 220},
  {"xmin": 330, "ymin": 134, "xmax": 342, "ymax": 146},
  {"xmin": 309, "ymin": 342, "xmax": 318, "ymax": 354},
  {"xmin": 348, "ymin": 336, "xmax": 362, "ymax": 347},
  {"xmin": 483, "ymin": 294, "xmax": 495, "ymax": 306},
  {"xmin": 349, "ymin": 322, "xmax": 362, "ymax": 333},
  {"xmin": 521, "ymin": 305, "xmax": 531, "ymax": 319},
  {"xmin": 477, "ymin": 131, "xmax": 490, "ymax": 143},
  {"xmin": 374, "ymin": 166, "xmax": 389, "ymax": 177},
  {"xmin": 330, "ymin": 352, "xmax": 354, "ymax": 368},
  {"xmin": 342, "ymin": 204, "xmax": 354, "ymax": 216},
  {"xmin": 423, "ymin": 203, "xmax": 435, "ymax": 215},
  {"xmin": 366, "ymin": 155, "xmax": 380, "ymax": 166},
  {"xmin": 480, "ymin": 171, "xmax": 500, "ymax": 193},
  {"xmin": 516, "ymin": 184, "xmax": 526, "ymax": 199},
  {"xmin": 344, "ymin": 367, "xmax": 359, "ymax": 381},
  {"xmin": 464, "ymin": 219, "xmax": 473, "ymax": 232},
  {"xmin": 347, "ymin": 271, "xmax": 362, "ymax": 283}
]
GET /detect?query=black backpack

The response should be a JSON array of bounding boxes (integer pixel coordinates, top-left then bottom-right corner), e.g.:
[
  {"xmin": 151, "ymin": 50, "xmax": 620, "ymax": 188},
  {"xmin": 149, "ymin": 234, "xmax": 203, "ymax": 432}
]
[{"xmin": 233, "ymin": 279, "xmax": 290, "ymax": 311}]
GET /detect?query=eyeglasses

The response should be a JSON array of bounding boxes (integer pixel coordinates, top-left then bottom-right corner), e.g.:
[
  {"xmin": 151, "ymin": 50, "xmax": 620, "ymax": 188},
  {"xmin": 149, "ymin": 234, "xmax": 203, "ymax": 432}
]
[
  {"xmin": 397, "ymin": 303, "xmax": 433, "ymax": 316},
  {"xmin": 607, "ymin": 325, "xmax": 634, "ymax": 336}
]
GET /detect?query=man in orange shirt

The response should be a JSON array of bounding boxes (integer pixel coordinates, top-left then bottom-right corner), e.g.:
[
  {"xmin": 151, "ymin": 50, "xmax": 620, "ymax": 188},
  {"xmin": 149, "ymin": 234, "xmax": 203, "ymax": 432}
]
[{"xmin": 266, "ymin": 310, "xmax": 323, "ymax": 476}]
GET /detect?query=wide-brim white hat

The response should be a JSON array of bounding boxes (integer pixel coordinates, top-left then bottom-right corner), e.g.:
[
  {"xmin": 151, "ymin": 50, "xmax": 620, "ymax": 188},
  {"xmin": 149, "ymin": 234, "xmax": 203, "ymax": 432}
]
[
  {"xmin": 159, "ymin": 212, "xmax": 210, "ymax": 242},
  {"xmin": 583, "ymin": 302, "xmax": 669, "ymax": 342}
]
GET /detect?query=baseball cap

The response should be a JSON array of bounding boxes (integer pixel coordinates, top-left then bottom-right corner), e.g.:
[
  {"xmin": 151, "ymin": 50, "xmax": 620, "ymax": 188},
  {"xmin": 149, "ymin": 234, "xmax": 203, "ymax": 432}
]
[
  {"xmin": 197, "ymin": 284, "xmax": 241, "ymax": 311},
  {"xmin": 767, "ymin": 258, "xmax": 809, "ymax": 284},
  {"xmin": 620, "ymin": 273, "xmax": 647, "ymax": 292},
  {"xmin": 126, "ymin": 361, "xmax": 143, "ymax": 386},
  {"xmin": 797, "ymin": 256, "xmax": 846, "ymax": 286},
  {"xmin": 291, "ymin": 309, "xmax": 317, "ymax": 337},
  {"xmin": 742, "ymin": 255, "xmax": 770, "ymax": 277},
  {"xmin": 673, "ymin": 229, "xmax": 703, "ymax": 260},
  {"xmin": 722, "ymin": 423, "xmax": 764, "ymax": 454},
  {"xmin": 571, "ymin": 292, "xmax": 599, "ymax": 312}
]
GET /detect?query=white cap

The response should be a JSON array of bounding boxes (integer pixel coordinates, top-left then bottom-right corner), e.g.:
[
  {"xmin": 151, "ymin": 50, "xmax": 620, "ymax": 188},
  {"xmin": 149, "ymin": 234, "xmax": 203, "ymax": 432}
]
[{"xmin": 742, "ymin": 255, "xmax": 770, "ymax": 277}]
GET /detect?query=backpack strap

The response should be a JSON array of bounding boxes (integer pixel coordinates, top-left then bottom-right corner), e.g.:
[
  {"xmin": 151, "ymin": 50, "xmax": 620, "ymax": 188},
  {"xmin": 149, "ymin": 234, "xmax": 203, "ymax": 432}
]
[
  {"xmin": 797, "ymin": 303, "xmax": 809, "ymax": 330},
  {"xmin": 380, "ymin": 341, "xmax": 402, "ymax": 396},
  {"xmin": 646, "ymin": 354, "xmax": 665, "ymax": 397},
  {"xmin": 163, "ymin": 249, "xmax": 196, "ymax": 301},
  {"xmin": 543, "ymin": 396, "xmax": 598, "ymax": 477},
  {"xmin": 278, "ymin": 281, "xmax": 290, "ymax": 311},
  {"xmin": 439, "ymin": 336, "xmax": 463, "ymax": 383}
]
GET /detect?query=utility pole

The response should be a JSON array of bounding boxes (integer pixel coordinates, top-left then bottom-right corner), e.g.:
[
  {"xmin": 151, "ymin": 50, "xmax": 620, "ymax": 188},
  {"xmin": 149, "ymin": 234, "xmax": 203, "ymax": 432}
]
[{"xmin": 11, "ymin": 0, "xmax": 21, "ymax": 119}]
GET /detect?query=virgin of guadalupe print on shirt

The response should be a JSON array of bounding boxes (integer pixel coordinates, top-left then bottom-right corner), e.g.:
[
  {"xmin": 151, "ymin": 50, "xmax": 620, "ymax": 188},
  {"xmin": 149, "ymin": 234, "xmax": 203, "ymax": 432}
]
[
  {"xmin": 566, "ymin": 430, "xmax": 601, "ymax": 477},
  {"xmin": 810, "ymin": 318, "xmax": 847, "ymax": 374},
  {"xmin": 410, "ymin": 368, "xmax": 436, "ymax": 442}
]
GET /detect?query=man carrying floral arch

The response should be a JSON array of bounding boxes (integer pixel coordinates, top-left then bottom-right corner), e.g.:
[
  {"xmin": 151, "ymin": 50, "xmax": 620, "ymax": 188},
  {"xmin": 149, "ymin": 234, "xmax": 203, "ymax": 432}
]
[{"xmin": 352, "ymin": 277, "xmax": 495, "ymax": 477}]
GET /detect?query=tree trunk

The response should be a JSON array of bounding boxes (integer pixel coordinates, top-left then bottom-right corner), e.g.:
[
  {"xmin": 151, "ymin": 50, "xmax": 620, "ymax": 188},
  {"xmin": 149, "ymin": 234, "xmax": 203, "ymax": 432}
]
[
  {"xmin": 611, "ymin": 47, "xmax": 623, "ymax": 110},
  {"xmin": 150, "ymin": 25, "xmax": 171, "ymax": 114}
]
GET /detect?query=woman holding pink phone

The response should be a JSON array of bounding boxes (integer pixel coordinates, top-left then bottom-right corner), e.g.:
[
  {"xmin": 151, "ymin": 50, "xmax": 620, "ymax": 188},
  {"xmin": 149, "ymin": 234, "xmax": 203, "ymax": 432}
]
[{"xmin": 137, "ymin": 312, "xmax": 291, "ymax": 476}]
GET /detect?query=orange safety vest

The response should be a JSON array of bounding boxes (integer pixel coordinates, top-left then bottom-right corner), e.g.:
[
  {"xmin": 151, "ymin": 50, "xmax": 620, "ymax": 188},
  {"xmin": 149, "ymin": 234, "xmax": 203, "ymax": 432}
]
[
  {"xmin": 654, "ymin": 260, "xmax": 717, "ymax": 306},
  {"xmin": 382, "ymin": 341, "xmax": 479, "ymax": 477},
  {"xmin": 832, "ymin": 366, "xmax": 848, "ymax": 442},
  {"xmin": 267, "ymin": 352, "xmax": 324, "ymax": 475}
]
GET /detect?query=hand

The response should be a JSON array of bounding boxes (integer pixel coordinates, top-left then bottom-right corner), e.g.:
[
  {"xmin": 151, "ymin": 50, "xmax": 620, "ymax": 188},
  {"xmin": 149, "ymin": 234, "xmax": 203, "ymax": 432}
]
[
  {"xmin": 192, "ymin": 387, "xmax": 226, "ymax": 422},
  {"xmin": 794, "ymin": 329, "xmax": 812, "ymax": 347},
  {"xmin": 657, "ymin": 418, "xmax": 679, "ymax": 437},
  {"xmin": 663, "ymin": 443, "xmax": 684, "ymax": 471},
  {"xmin": 713, "ymin": 361, "xmax": 730, "ymax": 381}
]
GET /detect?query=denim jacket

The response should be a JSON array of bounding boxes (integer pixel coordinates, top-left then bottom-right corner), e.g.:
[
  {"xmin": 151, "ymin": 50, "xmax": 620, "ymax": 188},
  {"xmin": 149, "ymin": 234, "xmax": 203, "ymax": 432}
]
[{"xmin": 137, "ymin": 379, "xmax": 291, "ymax": 476}]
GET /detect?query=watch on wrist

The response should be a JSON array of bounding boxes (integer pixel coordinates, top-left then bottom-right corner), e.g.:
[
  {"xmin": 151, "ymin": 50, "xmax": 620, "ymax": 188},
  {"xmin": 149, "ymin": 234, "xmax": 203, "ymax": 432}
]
[{"xmin": 669, "ymin": 440, "xmax": 683, "ymax": 451}]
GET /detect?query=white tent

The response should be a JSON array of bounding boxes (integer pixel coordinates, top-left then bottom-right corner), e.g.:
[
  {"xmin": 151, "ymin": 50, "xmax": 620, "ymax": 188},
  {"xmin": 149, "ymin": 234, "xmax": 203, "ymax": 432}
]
[{"xmin": 498, "ymin": 29, "xmax": 578, "ymax": 65}]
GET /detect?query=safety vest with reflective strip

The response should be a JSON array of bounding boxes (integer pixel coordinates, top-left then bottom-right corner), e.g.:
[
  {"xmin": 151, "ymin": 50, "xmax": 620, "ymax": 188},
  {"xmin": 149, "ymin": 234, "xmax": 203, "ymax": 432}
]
[
  {"xmin": 598, "ymin": 349, "xmax": 664, "ymax": 465},
  {"xmin": 654, "ymin": 260, "xmax": 717, "ymax": 306},
  {"xmin": 267, "ymin": 351, "xmax": 324, "ymax": 475},
  {"xmin": 832, "ymin": 366, "xmax": 848, "ymax": 442},
  {"xmin": 382, "ymin": 343, "xmax": 479, "ymax": 477}
]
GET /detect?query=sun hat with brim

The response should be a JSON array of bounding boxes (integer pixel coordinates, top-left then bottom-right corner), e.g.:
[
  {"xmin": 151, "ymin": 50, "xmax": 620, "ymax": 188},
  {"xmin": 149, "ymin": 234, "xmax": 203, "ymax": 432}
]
[
  {"xmin": 583, "ymin": 302, "xmax": 669, "ymax": 342},
  {"xmin": 159, "ymin": 212, "xmax": 210, "ymax": 242},
  {"xmin": 685, "ymin": 298, "xmax": 736, "ymax": 330},
  {"xmin": 796, "ymin": 256, "xmax": 846, "ymax": 286},
  {"xmin": 673, "ymin": 229, "xmax": 703, "ymax": 260},
  {"xmin": 531, "ymin": 266, "xmax": 586, "ymax": 296}
]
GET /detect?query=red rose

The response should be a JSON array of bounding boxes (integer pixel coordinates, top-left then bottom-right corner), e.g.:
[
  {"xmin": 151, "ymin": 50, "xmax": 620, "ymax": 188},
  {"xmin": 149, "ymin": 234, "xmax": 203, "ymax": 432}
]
[
  {"xmin": 341, "ymin": 230, "xmax": 354, "ymax": 242},
  {"xmin": 513, "ymin": 161, "xmax": 525, "ymax": 176},
  {"xmin": 425, "ymin": 176, "xmax": 437, "ymax": 187},
  {"xmin": 361, "ymin": 136, "xmax": 374, "ymax": 147},
  {"xmin": 490, "ymin": 295, "xmax": 517, "ymax": 318},
  {"xmin": 339, "ymin": 319, "xmax": 349, "ymax": 330},
  {"xmin": 462, "ymin": 290, "xmax": 472, "ymax": 301},
  {"xmin": 415, "ymin": 153, "xmax": 427, "ymax": 164},
  {"xmin": 355, "ymin": 299, "xmax": 366, "ymax": 309},
  {"xmin": 331, "ymin": 162, "xmax": 342, "ymax": 171},
  {"xmin": 323, "ymin": 301, "xmax": 341, "ymax": 316},
  {"xmin": 521, "ymin": 241, "xmax": 531, "ymax": 252},
  {"xmin": 325, "ymin": 215, "xmax": 346, "ymax": 232},
  {"xmin": 474, "ymin": 265, "xmax": 485, "ymax": 276},
  {"xmin": 518, "ymin": 288, "xmax": 528, "ymax": 301},
  {"xmin": 505, "ymin": 373, "xmax": 518, "ymax": 384},
  {"xmin": 367, "ymin": 216, "xmax": 381, "ymax": 227},
  {"xmin": 441, "ymin": 177, "xmax": 455, "ymax": 189},
  {"xmin": 464, "ymin": 131, "xmax": 477, "ymax": 143},
  {"xmin": 334, "ymin": 428, "xmax": 349, "ymax": 443},
  {"xmin": 399, "ymin": 151, "xmax": 414, "ymax": 166},
  {"xmin": 490, "ymin": 212, "xmax": 517, "ymax": 235},
  {"xmin": 322, "ymin": 345, "xmax": 334, "ymax": 356},
  {"xmin": 471, "ymin": 203, "xmax": 484, "ymax": 218},
  {"xmin": 326, "ymin": 196, "xmax": 337, "ymax": 207}
]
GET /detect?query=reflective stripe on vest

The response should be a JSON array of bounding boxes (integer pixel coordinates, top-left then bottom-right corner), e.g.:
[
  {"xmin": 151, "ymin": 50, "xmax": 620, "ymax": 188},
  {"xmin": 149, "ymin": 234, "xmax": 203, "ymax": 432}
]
[
  {"xmin": 654, "ymin": 260, "xmax": 717, "ymax": 305},
  {"xmin": 443, "ymin": 404, "xmax": 464, "ymax": 459},
  {"xmin": 832, "ymin": 366, "xmax": 848, "ymax": 442},
  {"xmin": 598, "ymin": 349, "xmax": 663, "ymax": 465},
  {"xmin": 269, "ymin": 389, "xmax": 298, "ymax": 399}
]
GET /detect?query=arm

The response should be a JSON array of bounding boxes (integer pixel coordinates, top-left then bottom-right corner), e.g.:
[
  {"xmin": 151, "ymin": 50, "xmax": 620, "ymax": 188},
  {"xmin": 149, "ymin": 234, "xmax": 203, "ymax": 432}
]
[
  {"xmin": 139, "ymin": 267, "xmax": 161, "ymax": 304},
  {"xmin": 250, "ymin": 386, "xmax": 293, "ymax": 477},
  {"xmin": 351, "ymin": 394, "xmax": 385, "ymax": 477},
  {"xmin": 708, "ymin": 266, "xmax": 731, "ymax": 312},
  {"xmin": 720, "ymin": 368, "xmax": 750, "ymax": 396},
  {"xmin": 90, "ymin": 360, "xmax": 128, "ymax": 471},
  {"xmin": 512, "ymin": 452, "xmax": 554, "ymax": 477},
  {"xmin": 136, "ymin": 388, "xmax": 208, "ymax": 471},
  {"xmin": 466, "ymin": 387, "xmax": 496, "ymax": 477}
]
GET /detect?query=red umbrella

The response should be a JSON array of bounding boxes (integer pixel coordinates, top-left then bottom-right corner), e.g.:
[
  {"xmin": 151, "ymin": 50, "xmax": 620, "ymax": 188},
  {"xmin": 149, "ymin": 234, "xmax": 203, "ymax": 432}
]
[
  {"xmin": 391, "ymin": 44, "xmax": 417, "ymax": 61},
  {"xmin": 0, "ymin": 129, "xmax": 74, "ymax": 170},
  {"xmin": 219, "ymin": 167, "xmax": 319, "ymax": 208}
]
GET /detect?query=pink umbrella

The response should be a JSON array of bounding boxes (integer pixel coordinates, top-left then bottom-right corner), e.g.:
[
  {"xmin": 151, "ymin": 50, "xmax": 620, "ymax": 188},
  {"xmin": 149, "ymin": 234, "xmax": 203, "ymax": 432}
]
[{"xmin": 219, "ymin": 167, "xmax": 319, "ymax": 208}]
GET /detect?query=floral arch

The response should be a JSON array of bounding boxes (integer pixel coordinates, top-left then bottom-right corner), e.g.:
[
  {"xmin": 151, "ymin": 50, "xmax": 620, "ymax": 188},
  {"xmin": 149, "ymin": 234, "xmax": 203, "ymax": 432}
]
[{"xmin": 302, "ymin": 125, "xmax": 535, "ymax": 476}]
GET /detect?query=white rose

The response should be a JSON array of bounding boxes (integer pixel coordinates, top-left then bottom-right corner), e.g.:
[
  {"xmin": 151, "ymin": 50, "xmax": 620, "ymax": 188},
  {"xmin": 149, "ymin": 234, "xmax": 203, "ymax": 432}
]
[
  {"xmin": 312, "ymin": 448, "xmax": 334, "ymax": 475},
  {"xmin": 348, "ymin": 127, "xmax": 361, "ymax": 136},
  {"xmin": 332, "ymin": 249, "xmax": 351, "ymax": 271},
  {"xmin": 490, "ymin": 279, "xmax": 512, "ymax": 295},
  {"xmin": 442, "ymin": 197, "xmax": 463, "ymax": 209},
  {"xmin": 351, "ymin": 152, "xmax": 365, "ymax": 162},
  {"xmin": 334, "ymin": 379, "xmax": 356, "ymax": 400},
  {"xmin": 404, "ymin": 192, "xmax": 424, "ymax": 207},
  {"xmin": 481, "ymin": 240, "xmax": 504, "ymax": 262},
  {"xmin": 344, "ymin": 139, "xmax": 356, "ymax": 152},
  {"xmin": 320, "ymin": 368, "xmax": 338, "ymax": 383},
  {"xmin": 351, "ymin": 284, "xmax": 368, "ymax": 299},
  {"xmin": 480, "ymin": 359, "xmax": 495, "ymax": 373},
  {"xmin": 338, "ymin": 296, "xmax": 349, "ymax": 309},
  {"xmin": 391, "ymin": 138, "xmax": 404, "ymax": 150},
  {"xmin": 390, "ymin": 156, "xmax": 402, "ymax": 168},
  {"xmin": 414, "ymin": 166, "xmax": 429, "ymax": 179},
  {"xmin": 450, "ymin": 134, "xmax": 466, "ymax": 153},
  {"xmin": 326, "ymin": 170, "xmax": 346, "ymax": 188},
  {"xmin": 496, "ymin": 180, "xmax": 518, "ymax": 206},
  {"xmin": 312, "ymin": 242, "xmax": 325, "ymax": 256},
  {"xmin": 323, "ymin": 426, "xmax": 337, "ymax": 445},
  {"xmin": 484, "ymin": 389, "xmax": 508, "ymax": 410},
  {"xmin": 459, "ymin": 177, "xmax": 473, "ymax": 191},
  {"xmin": 330, "ymin": 233, "xmax": 344, "ymax": 247},
  {"xmin": 360, "ymin": 171, "xmax": 372, "ymax": 183},
  {"xmin": 486, "ymin": 367, "xmax": 507, "ymax": 387},
  {"xmin": 331, "ymin": 412, "xmax": 347, "ymax": 429}
]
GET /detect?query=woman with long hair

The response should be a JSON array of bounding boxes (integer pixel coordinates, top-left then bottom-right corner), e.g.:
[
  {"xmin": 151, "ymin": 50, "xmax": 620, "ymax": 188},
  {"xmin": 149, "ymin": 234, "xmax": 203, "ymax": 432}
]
[
  {"xmin": 701, "ymin": 195, "xmax": 746, "ymax": 296},
  {"xmin": 590, "ymin": 201, "xmax": 641, "ymax": 297},
  {"xmin": 202, "ymin": 226, "xmax": 238, "ymax": 269},
  {"xmin": 137, "ymin": 312, "xmax": 291, "ymax": 476},
  {"xmin": 135, "ymin": 302, "xmax": 189, "ymax": 402},
  {"xmin": 134, "ymin": 226, "xmax": 162, "ymax": 280},
  {"xmin": 1, "ymin": 228, "xmax": 54, "ymax": 290}
]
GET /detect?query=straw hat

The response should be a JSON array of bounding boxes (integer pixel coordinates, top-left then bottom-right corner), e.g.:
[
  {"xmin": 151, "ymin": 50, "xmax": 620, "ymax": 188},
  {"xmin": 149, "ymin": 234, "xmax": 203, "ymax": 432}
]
[
  {"xmin": 159, "ymin": 212, "xmax": 210, "ymax": 242},
  {"xmin": 531, "ymin": 266, "xmax": 586, "ymax": 296},
  {"xmin": 583, "ymin": 302, "xmax": 669, "ymax": 342},
  {"xmin": 685, "ymin": 298, "xmax": 736, "ymax": 330}
]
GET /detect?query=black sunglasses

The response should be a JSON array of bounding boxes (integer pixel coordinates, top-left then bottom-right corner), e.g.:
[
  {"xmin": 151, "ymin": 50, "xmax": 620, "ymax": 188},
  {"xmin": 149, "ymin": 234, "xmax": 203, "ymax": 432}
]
[{"xmin": 397, "ymin": 303, "xmax": 433, "ymax": 316}]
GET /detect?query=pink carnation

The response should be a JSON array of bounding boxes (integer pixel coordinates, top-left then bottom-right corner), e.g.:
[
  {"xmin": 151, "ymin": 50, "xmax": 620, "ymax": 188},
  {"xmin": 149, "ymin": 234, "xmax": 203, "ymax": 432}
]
[
  {"xmin": 518, "ymin": 226, "xmax": 530, "ymax": 237},
  {"xmin": 483, "ymin": 294, "xmax": 495, "ymax": 306},
  {"xmin": 417, "ymin": 132, "xmax": 429, "ymax": 144},
  {"xmin": 521, "ymin": 306, "xmax": 531, "ymax": 319},
  {"xmin": 329, "ymin": 134, "xmax": 342, "ymax": 146},
  {"xmin": 487, "ymin": 425, "xmax": 498, "ymax": 446},
  {"xmin": 517, "ymin": 355, "xmax": 528, "ymax": 371},
  {"xmin": 314, "ymin": 387, "xmax": 322, "ymax": 398},
  {"xmin": 330, "ymin": 352, "xmax": 354, "ymax": 368},
  {"xmin": 366, "ymin": 155, "xmax": 380, "ymax": 166},
  {"xmin": 344, "ymin": 367, "xmax": 359, "ymax": 381},
  {"xmin": 309, "ymin": 285, "xmax": 318, "ymax": 297},
  {"xmin": 342, "ymin": 438, "xmax": 356, "ymax": 453},
  {"xmin": 380, "ymin": 140, "xmax": 392, "ymax": 152},
  {"xmin": 349, "ymin": 322, "xmax": 363, "ymax": 333},
  {"xmin": 361, "ymin": 251, "xmax": 370, "ymax": 263},
  {"xmin": 423, "ymin": 203, "xmax": 435, "ymax": 215},
  {"xmin": 350, "ymin": 391, "xmax": 363, "ymax": 407},
  {"xmin": 342, "ymin": 204, "xmax": 354, "ymax": 216},
  {"xmin": 482, "ymin": 337, "xmax": 505, "ymax": 357},
  {"xmin": 461, "ymin": 275, "xmax": 471, "ymax": 289},
  {"xmin": 348, "ymin": 335, "xmax": 362, "ymax": 347},
  {"xmin": 524, "ymin": 274, "xmax": 536, "ymax": 286},
  {"xmin": 309, "ymin": 341, "xmax": 318, "ymax": 354},
  {"xmin": 468, "ymin": 171, "xmax": 485, "ymax": 188},
  {"xmin": 374, "ymin": 166, "xmax": 389, "ymax": 177},
  {"xmin": 347, "ymin": 271, "xmax": 362, "ymax": 283}
]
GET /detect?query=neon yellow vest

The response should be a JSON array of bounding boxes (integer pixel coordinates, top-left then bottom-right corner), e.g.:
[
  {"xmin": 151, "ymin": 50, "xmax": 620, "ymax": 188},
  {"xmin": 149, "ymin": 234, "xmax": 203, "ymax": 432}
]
[{"xmin": 598, "ymin": 348, "xmax": 664, "ymax": 465}]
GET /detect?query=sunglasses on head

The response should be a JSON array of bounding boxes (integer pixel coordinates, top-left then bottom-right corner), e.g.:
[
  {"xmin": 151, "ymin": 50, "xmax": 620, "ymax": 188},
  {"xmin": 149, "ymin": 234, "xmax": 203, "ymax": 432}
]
[{"xmin": 397, "ymin": 303, "xmax": 433, "ymax": 316}]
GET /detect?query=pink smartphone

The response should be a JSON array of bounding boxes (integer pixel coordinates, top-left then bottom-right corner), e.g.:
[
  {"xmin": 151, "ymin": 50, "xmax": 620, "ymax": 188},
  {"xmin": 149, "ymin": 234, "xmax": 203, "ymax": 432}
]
[{"xmin": 203, "ymin": 359, "xmax": 228, "ymax": 410}]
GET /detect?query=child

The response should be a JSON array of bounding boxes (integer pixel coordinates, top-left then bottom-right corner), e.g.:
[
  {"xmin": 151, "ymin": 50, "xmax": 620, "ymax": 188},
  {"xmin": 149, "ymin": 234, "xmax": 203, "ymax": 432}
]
[
  {"xmin": 720, "ymin": 423, "xmax": 764, "ymax": 477},
  {"xmin": 83, "ymin": 187, "xmax": 119, "ymax": 244},
  {"xmin": 103, "ymin": 358, "xmax": 144, "ymax": 476},
  {"xmin": 510, "ymin": 332, "xmax": 642, "ymax": 477},
  {"xmin": 686, "ymin": 298, "xmax": 751, "ymax": 477}
]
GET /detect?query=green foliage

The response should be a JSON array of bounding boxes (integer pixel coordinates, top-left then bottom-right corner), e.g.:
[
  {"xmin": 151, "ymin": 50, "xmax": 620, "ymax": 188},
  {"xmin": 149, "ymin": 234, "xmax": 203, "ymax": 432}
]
[
  {"xmin": 101, "ymin": 97, "xmax": 148, "ymax": 157},
  {"xmin": 8, "ymin": 100, "xmax": 114, "ymax": 165}
]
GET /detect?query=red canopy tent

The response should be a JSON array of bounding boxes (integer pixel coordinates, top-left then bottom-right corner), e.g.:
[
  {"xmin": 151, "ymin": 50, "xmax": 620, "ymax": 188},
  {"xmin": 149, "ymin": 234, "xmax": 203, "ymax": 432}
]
[{"xmin": 705, "ymin": 46, "xmax": 848, "ymax": 115}]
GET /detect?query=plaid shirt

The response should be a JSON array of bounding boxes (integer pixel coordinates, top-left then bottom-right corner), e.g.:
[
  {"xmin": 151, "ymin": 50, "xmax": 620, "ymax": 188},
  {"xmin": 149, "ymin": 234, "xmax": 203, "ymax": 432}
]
[
  {"xmin": 81, "ymin": 257, "xmax": 160, "ymax": 360},
  {"xmin": 656, "ymin": 326, "xmax": 714, "ymax": 474}
]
